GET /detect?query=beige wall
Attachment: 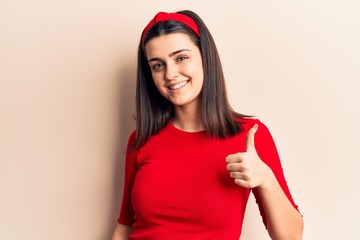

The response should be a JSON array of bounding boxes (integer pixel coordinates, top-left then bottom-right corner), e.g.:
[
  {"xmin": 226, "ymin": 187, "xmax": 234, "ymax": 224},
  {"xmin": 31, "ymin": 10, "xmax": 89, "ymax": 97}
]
[{"xmin": 1, "ymin": 0, "xmax": 359, "ymax": 239}]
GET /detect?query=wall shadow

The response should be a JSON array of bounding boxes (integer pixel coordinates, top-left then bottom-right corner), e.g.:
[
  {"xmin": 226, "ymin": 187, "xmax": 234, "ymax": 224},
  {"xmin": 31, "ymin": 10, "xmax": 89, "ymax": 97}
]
[{"xmin": 103, "ymin": 61, "xmax": 136, "ymax": 239}]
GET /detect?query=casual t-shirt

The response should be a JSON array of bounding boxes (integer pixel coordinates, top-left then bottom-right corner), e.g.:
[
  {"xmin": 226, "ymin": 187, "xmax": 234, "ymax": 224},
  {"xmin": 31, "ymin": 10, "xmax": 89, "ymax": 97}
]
[{"xmin": 118, "ymin": 118, "xmax": 299, "ymax": 240}]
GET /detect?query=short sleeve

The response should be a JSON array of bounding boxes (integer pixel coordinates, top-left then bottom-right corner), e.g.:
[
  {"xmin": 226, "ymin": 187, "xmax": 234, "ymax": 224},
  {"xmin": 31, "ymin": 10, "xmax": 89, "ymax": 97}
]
[
  {"xmin": 117, "ymin": 131, "xmax": 138, "ymax": 226},
  {"xmin": 251, "ymin": 120, "xmax": 300, "ymax": 228}
]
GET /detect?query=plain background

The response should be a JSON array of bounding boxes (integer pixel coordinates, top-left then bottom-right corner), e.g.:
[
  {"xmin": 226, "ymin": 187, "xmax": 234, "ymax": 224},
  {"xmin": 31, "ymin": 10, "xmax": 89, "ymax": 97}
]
[{"xmin": 1, "ymin": 0, "xmax": 359, "ymax": 239}]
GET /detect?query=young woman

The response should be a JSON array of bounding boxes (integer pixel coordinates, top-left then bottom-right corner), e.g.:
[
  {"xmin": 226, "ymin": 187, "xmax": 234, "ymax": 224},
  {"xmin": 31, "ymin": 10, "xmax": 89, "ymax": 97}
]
[{"xmin": 112, "ymin": 10, "xmax": 303, "ymax": 240}]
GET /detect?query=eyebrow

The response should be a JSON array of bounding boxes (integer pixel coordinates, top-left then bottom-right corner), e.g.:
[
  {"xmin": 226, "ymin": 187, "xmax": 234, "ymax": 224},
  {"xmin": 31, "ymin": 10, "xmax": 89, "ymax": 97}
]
[{"xmin": 148, "ymin": 49, "xmax": 191, "ymax": 63}]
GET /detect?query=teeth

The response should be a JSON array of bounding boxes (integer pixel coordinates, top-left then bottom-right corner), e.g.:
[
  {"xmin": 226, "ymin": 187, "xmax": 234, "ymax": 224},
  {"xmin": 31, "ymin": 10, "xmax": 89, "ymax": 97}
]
[{"xmin": 169, "ymin": 81, "xmax": 188, "ymax": 90}]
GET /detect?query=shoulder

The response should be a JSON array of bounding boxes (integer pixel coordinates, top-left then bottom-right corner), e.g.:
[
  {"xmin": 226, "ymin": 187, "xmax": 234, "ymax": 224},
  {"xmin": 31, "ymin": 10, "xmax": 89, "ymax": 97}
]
[
  {"xmin": 235, "ymin": 117, "xmax": 274, "ymax": 145},
  {"xmin": 126, "ymin": 130, "xmax": 137, "ymax": 150},
  {"xmin": 235, "ymin": 117, "xmax": 268, "ymax": 132},
  {"xmin": 128, "ymin": 130, "xmax": 136, "ymax": 141}
]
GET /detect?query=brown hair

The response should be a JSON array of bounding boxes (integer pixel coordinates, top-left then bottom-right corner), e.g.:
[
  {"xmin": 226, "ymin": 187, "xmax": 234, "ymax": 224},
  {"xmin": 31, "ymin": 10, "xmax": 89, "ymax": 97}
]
[{"xmin": 132, "ymin": 10, "xmax": 248, "ymax": 149}]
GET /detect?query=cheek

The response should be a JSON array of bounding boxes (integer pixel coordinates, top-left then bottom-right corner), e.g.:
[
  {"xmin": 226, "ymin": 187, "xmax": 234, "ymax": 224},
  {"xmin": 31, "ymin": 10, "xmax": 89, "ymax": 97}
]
[
  {"xmin": 190, "ymin": 59, "xmax": 204, "ymax": 81},
  {"xmin": 184, "ymin": 62, "xmax": 203, "ymax": 79},
  {"xmin": 190, "ymin": 66, "xmax": 204, "ymax": 87},
  {"xmin": 151, "ymin": 73, "xmax": 167, "ymax": 92},
  {"xmin": 151, "ymin": 72, "xmax": 161, "ymax": 85}
]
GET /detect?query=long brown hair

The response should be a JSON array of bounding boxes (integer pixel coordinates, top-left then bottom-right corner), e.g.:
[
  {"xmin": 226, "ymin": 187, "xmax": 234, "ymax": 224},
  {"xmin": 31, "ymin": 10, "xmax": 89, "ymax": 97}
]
[{"xmin": 132, "ymin": 10, "xmax": 248, "ymax": 150}]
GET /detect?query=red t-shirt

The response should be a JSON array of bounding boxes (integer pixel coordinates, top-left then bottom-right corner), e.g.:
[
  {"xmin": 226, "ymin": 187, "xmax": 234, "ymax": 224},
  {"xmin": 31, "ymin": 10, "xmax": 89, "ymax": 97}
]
[{"xmin": 118, "ymin": 118, "xmax": 299, "ymax": 239}]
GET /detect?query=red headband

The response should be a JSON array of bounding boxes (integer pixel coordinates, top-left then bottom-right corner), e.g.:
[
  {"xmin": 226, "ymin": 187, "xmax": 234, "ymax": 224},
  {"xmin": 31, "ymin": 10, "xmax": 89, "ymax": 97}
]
[{"xmin": 141, "ymin": 12, "xmax": 200, "ymax": 44}]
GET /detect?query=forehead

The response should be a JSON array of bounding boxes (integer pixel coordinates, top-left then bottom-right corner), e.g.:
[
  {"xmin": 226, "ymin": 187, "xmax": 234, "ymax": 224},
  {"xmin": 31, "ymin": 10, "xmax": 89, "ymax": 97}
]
[{"xmin": 145, "ymin": 32, "xmax": 198, "ymax": 57}]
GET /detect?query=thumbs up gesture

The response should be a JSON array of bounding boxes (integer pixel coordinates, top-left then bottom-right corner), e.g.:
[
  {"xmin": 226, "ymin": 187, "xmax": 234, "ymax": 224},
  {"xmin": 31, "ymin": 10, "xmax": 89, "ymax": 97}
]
[{"xmin": 226, "ymin": 124, "xmax": 273, "ymax": 189}]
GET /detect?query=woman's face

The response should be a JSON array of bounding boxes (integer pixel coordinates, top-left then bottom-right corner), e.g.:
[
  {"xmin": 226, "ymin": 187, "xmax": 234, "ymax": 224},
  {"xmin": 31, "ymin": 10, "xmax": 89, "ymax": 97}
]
[{"xmin": 145, "ymin": 32, "xmax": 204, "ymax": 109}]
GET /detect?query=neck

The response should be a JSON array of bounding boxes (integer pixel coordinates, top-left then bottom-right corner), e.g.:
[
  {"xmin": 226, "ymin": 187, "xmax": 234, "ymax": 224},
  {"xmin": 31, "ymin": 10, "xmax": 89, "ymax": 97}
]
[{"xmin": 172, "ymin": 104, "xmax": 203, "ymax": 132}]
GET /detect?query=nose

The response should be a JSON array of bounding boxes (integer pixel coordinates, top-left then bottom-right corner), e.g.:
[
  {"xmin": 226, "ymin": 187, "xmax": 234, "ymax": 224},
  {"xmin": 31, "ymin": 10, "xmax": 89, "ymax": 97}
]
[{"xmin": 164, "ymin": 63, "xmax": 178, "ymax": 81}]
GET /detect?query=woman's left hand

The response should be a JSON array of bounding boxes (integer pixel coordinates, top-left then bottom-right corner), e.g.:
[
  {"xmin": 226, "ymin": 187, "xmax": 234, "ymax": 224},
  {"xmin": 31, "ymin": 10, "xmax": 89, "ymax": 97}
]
[{"xmin": 226, "ymin": 124, "xmax": 273, "ymax": 189}]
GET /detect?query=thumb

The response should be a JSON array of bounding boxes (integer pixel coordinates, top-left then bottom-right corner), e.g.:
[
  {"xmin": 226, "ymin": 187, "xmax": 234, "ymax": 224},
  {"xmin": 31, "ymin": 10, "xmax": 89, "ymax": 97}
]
[{"xmin": 245, "ymin": 124, "xmax": 258, "ymax": 152}]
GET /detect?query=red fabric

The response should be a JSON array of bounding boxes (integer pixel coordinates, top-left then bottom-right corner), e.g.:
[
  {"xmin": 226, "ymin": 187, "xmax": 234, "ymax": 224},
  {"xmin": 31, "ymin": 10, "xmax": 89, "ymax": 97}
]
[
  {"xmin": 118, "ymin": 118, "xmax": 299, "ymax": 240},
  {"xmin": 141, "ymin": 11, "xmax": 200, "ymax": 44}
]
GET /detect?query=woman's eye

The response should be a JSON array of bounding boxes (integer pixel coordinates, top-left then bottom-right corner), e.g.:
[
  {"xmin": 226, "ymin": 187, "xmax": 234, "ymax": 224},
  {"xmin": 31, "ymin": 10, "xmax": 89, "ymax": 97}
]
[
  {"xmin": 176, "ymin": 56, "xmax": 188, "ymax": 62},
  {"xmin": 152, "ymin": 63, "xmax": 164, "ymax": 71}
]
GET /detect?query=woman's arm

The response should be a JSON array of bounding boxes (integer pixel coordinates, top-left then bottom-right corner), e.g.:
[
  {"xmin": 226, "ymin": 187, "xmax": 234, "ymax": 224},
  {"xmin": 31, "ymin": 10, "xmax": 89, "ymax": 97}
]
[
  {"xmin": 226, "ymin": 123, "xmax": 303, "ymax": 239},
  {"xmin": 111, "ymin": 223, "xmax": 132, "ymax": 240},
  {"xmin": 114, "ymin": 132, "xmax": 138, "ymax": 240},
  {"xmin": 257, "ymin": 174, "xmax": 304, "ymax": 240}
]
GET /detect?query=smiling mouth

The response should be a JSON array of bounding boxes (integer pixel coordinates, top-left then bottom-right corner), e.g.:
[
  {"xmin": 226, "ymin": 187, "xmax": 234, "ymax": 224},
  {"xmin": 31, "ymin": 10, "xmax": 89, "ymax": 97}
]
[{"xmin": 168, "ymin": 81, "xmax": 189, "ymax": 90}]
